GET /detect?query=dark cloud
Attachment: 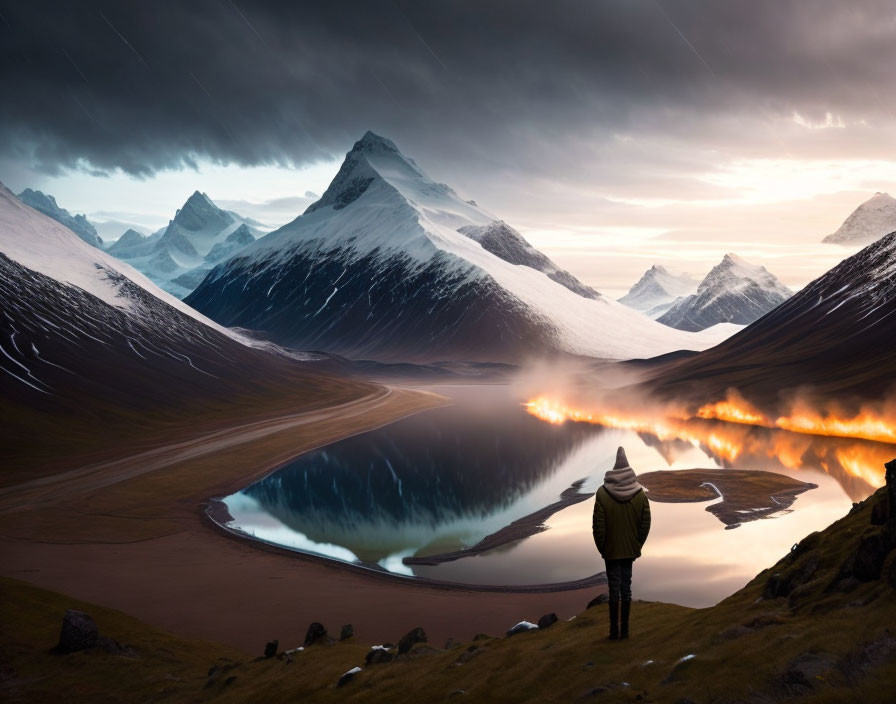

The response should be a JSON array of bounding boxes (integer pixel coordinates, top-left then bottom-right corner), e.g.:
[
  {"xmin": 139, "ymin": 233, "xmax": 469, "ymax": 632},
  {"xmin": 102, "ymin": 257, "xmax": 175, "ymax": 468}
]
[{"xmin": 1, "ymin": 0, "xmax": 894, "ymax": 183}]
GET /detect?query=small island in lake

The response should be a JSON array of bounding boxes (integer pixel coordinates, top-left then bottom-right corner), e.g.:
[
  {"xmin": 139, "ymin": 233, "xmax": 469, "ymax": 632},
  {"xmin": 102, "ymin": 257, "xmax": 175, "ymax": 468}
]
[{"xmin": 637, "ymin": 469, "xmax": 818, "ymax": 529}]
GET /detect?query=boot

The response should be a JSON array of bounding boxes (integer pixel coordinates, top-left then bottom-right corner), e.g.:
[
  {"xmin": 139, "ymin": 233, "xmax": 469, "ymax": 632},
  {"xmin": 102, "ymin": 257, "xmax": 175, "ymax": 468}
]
[
  {"xmin": 608, "ymin": 599, "xmax": 619, "ymax": 640},
  {"xmin": 620, "ymin": 599, "xmax": 631, "ymax": 639}
]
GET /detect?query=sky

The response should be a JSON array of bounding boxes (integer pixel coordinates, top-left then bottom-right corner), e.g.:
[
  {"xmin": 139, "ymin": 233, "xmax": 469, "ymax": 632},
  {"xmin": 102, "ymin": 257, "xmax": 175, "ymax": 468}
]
[{"xmin": 2, "ymin": 0, "xmax": 895, "ymax": 297}]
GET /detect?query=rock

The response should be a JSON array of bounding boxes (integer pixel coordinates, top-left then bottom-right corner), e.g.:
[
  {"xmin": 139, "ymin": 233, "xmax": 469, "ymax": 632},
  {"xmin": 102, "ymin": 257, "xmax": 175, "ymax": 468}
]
[
  {"xmin": 444, "ymin": 637, "xmax": 459, "ymax": 649},
  {"xmin": 365, "ymin": 647, "xmax": 394, "ymax": 665},
  {"xmin": 304, "ymin": 622, "xmax": 327, "ymax": 647},
  {"xmin": 587, "ymin": 594, "xmax": 609, "ymax": 609},
  {"xmin": 449, "ymin": 690, "xmax": 465, "ymax": 697},
  {"xmin": 885, "ymin": 551, "xmax": 896, "ymax": 589},
  {"xmin": 337, "ymin": 666, "xmax": 361, "ymax": 687},
  {"xmin": 96, "ymin": 636, "xmax": 137, "ymax": 657},
  {"xmin": 397, "ymin": 627, "xmax": 427, "ymax": 655},
  {"xmin": 537, "ymin": 613, "xmax": 558, "ymax": 629},
  {"xmin": 204, "ymin": 663, "xmax": 237, "ymax": 689},
  {"xmin": 472, "ymin": 633, "xmax": 492, "ymax": 641},
  {"xmin": 264, "ymin": 640, "xmax": 278, "ymax": 658},
  {"xmin": 339, "ymin": 624, "xmax": 354, "ymax": 641},
  {"xmin": 833, "ymin": 530, "xmax": 893, "ymax": 584},
  {"xmin": 870, "ymin": 495, "xmax": 889, "ymax": 525},
  {"xmin": 781, "ymin": 652, "xmax": 835, "ymax": 694},
  {"xmin": 764, "ymin": 554, "xmax": 820, "ymax": 598},
  {"xmin": 56, "ymin": 610, "xmax": 98, "ymax": 653},
  {"xmin": 454, "ymin": 645, "xmax": 483, "ymax": 665},
  {"xmin": 506, "ymin": 621, "xmax": 539, "ymax": 637}
]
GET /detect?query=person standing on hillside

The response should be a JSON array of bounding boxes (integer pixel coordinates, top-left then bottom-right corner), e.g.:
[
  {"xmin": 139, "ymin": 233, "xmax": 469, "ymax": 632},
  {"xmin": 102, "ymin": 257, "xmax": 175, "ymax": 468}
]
[{"xmin": 592, "ymin": 446, "xmax": 651, "ymax": 640}]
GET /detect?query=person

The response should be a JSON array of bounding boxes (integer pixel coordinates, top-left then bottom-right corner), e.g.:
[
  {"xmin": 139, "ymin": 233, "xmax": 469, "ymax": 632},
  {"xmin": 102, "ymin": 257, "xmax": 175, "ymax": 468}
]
[{"xmin": 592, "ymin": 446, "xmax": 651, "ymax": 640}]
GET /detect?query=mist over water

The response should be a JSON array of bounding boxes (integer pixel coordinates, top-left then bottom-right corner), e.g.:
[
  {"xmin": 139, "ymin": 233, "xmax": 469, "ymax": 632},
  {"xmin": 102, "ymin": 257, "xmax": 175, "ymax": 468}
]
[{"xmin": 223, "ymin": 384, "xmax": 882, "ymax": 604}]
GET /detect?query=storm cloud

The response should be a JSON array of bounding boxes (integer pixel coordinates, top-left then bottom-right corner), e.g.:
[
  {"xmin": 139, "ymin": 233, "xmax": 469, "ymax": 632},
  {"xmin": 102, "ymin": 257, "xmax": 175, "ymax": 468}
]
[{"xmin": 2, "ymin": 0, "xmax": 894, "ymax": 181}]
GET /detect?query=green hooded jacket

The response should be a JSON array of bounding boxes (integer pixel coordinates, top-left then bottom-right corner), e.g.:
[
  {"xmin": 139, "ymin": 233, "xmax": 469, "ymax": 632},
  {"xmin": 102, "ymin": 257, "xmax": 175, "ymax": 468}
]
[{"xmin": 592, "ymin": 486, "xmax": 651, "ymax": 560}]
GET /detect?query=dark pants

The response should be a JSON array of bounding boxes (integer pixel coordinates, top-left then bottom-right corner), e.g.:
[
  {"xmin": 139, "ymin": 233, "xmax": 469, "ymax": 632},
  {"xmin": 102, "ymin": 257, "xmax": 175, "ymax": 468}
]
[{"xmin": 605, "ymin": 558, "xmax": 634, "ymax": 601}]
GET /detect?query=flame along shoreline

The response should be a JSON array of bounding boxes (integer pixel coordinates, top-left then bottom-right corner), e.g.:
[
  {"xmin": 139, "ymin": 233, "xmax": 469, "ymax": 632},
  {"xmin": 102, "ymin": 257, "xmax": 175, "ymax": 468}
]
[
  {"xmin": 525, "ymin": 395, "xmax": 896, "ymax": 446},
  {"xmin": 523, "ymin": 396, "xmax": 895, "ymax": 489}
]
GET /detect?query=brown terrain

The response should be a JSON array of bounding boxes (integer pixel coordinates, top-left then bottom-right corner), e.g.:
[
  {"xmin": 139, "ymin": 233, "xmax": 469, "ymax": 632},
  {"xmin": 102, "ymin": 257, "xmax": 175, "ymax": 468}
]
[
  {"xmin": 638, "ymin": 468, "xmax": 818, "ymax": 529},
  {"xmin": 0, "ymin": 384, "xmax": 608, "ymax": 652}
]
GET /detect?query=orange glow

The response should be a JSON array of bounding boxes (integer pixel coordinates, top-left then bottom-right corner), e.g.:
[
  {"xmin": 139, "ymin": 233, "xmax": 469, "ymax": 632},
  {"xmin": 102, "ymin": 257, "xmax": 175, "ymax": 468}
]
[
  {"xmin": 775, "ymin": 405, "xmax": 896, "ymax": 445},
  {"xmin": 697, "ymin": 393, "xmax": 771, "ymax": 426},
  {"xmin": 523, "ymin": 394, "xmax": 893, "ymax": 490}
]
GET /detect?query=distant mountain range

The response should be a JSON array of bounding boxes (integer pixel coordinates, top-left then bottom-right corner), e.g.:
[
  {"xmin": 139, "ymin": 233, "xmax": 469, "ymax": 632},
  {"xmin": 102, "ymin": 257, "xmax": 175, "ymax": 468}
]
[
  {"xmin": 101, "ymin": 191, "xmax": 263, "ymax": 298},
  {"xmin": 185, "ymin": 132, "xmax": 737, "ymax": 362},
  {"xmin": 823, "ymin": 192, "xmax": 896, "ymax": 246},
  {"xmin": 17, "ymin": 189, "xmax": 102, "ymax": 248},
  {"xmin": 655, "ymin": 253, "xmax": 792, "ymax": 332},
  {"xmin": 617, "ymin": 265, "xmax": 699, "ymax": 318},
  {"xmin": 647, "ymin": 231, "xmax": 896, "ymax": 405},
  {"xmin": 0, "ymin": 181, "xmax": 363, "ymax": 447}
]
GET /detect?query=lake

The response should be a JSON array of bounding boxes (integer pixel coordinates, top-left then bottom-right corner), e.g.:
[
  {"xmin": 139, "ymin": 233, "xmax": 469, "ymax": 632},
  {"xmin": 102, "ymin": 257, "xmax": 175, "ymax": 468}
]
[{"xmin": 219, "ymin": 385, "xmax": 887, "ymax": 606}]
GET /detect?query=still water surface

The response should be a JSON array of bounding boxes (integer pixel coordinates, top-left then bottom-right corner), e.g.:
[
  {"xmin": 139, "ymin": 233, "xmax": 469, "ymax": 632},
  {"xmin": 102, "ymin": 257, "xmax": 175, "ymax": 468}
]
[{"xmin": 222, "ymin": 386, "xmax": 882, "ymax": 606}]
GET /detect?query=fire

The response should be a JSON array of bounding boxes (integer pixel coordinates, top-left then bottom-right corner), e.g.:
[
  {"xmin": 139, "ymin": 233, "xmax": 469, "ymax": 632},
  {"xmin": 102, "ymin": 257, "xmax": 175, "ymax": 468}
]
[
  {"xmin": 697, "ymin": 393, "xmax": 770, "ymax": 426},
  {"xmin": 775, "ymin": 406, "xmax": 896, "ymax": 445},
  {"xmin": 523, "ymin": 392, "xmax": 894, "ymax": 492}
]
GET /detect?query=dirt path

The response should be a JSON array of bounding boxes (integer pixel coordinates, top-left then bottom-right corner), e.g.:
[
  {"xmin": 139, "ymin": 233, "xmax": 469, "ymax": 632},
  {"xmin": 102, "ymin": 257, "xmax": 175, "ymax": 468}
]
[
  {"xmin": 0, "ymin": 387, "xmax": 393, "ymax": 513},
  {"xmin": 0, "ymin": 385, "xmax": 605, "ymax": 651}
]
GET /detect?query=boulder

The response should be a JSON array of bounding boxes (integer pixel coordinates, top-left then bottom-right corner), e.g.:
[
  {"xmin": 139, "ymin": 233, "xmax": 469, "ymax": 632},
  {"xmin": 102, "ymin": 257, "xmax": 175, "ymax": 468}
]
[
  {"xmin": 506, "ymin": 621, "xmax": 539, "ymax": 637},
  {"xmin": 537, "ymin": 613, "xmax": 558, "ymax": 629},
  {"xmin": 337, "ymin": 666, "xmax": 361, "ymax": 687},
  {"xmin": 587, "ymin": 594, "xmax": 609, "ymax": 609},
  {"xmin": 56, "ymin": 610, "xmax": 98, "ymax": 653},
  {"xmin": 365, "ymin": 646, "xmax": 394, "ymax": 665},
  {"xmin": 397, "ymin": 627, "xmax": 427, "ymax": 655},
  {"xmin": 264, "ymin": 640, "xmax": 278, "ymax": 658},
  {"xmin": 304, "ymin": 622, "xmax": 328, "ymax": 647},
  {"xmin": 833, "ymin": 530, "xmax": 894, "ymax": 585},
  {"xmin": 764, "ymin": 554, "xmax": 820, "ymax": 598},
  {"xmin": 781, "ymin": 652, "xmax": 835, "ymax": 694},
  {"xmin": 339, "ymin": 624, "xmax": 354, "ymax": 641}
]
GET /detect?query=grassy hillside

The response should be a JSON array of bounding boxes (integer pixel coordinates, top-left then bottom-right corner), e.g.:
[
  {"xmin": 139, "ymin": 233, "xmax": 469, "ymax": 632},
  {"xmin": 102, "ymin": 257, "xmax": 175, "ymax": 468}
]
[{"xmin": 3, "ymin": 469, "xmax": 895, "ymax": 703}]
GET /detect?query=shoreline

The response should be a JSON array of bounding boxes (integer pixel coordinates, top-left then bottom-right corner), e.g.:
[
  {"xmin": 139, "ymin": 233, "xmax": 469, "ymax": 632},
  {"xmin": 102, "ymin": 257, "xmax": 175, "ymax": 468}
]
[
  {"xmin": 0, "ymin": 384, "xmax": 607, "ymax": 650},
  {"xmin": 205, "ymin": 495, "xmax": 607, "ymax": 594}
]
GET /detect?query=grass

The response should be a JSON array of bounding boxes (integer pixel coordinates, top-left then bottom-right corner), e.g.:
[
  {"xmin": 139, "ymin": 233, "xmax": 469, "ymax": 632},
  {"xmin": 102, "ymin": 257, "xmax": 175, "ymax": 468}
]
[{"xmin": 2, "ymin": 485, "xmax": 894, "ymax": 703}]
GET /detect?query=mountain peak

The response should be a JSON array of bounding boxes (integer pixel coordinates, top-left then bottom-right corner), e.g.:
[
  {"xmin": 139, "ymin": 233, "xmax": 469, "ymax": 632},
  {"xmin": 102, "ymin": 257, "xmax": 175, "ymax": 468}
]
[
  {"xmin": 353, "ymin": 131, "xmax": 400, "ymax": 154},
  {"xmin": 17, "ymin": 187, "xmax": 102, "ymax": 247},
  {"xmin": 823, "ymin": 192, "xmax": 896, "ymax": 245},
  {"xmin": 173, "ymin": 191, "xmax": 233, "ymax": 232}
]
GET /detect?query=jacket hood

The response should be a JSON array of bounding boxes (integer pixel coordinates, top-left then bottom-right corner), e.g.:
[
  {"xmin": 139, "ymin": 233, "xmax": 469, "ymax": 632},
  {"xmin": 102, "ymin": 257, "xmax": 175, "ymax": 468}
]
[{"xmin": 603, "ymin": 456, "xmax": 643, "ymax": 501}]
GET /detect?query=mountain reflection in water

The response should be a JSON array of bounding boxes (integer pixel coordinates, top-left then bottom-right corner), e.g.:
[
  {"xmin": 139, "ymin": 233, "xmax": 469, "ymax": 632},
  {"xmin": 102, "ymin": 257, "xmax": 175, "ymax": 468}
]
[{"xmin": 222, "ymin": 385, "xmax": 880, "ymax": 591}]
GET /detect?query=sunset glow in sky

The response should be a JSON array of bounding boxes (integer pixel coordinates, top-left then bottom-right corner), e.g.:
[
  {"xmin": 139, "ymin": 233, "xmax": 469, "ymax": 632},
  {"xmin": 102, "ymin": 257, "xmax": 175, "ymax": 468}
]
[{"xmin": 3, "ymin": 1, "xmax": 894, "ymax": 297}]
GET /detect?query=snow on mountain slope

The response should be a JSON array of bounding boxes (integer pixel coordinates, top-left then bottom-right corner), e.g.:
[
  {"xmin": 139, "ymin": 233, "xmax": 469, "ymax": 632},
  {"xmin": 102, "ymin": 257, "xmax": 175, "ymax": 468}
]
[
  {"xmin": 186, "ymin": 132, "xmax": 738, "ymax": 362},
  {"xmin": 457, "ymin": 220, "xmax": 599, "ymax": 299},
  {"xmin": 823, "ymin": 192, "xmax": 896, "ymax": 246},
  {"xmin": 657, "ymin": 253, "xmax": 792, "ymax": 332},
  {"xmin": 17, "ymin": 188, "xmax": 102, "ymax": 247},
  {"xmin": 0, "ymin": 182, "xmax": 264, "ymax": 345},
  {"xmin": 650, "ymin": 231, "xmax": 896, "ymax": 403},
  {"xmin": 104, "ymin": 191, "xmax": 262, "ymax": 298},
  {"xmin": 1, "ymin": 180, "xmax": 329, "ymax": 412},
  {"xmin": 618, "ymin": 265, "xmax": 699, "ymax": 318}
]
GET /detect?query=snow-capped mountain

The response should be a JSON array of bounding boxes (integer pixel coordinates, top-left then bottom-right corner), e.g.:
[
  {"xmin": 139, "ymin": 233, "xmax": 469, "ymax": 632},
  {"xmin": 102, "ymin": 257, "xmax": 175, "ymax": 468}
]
[
  {"xmin": 17, "ymin": 188, "xmax": 102, "ymax": 247},
  {"xmin": 618, "ymin": 265, "xmax": 699, "ymax": 318},
  {"xmin": 823, "ymin": 192, "xmax": 896, "ymax": 246},
  {"xmin": 186, "ymin": 131, "xmax": 739, "ymax": 362},
  {"xmin": 104, "ymin": 190, "xmax": 262, "ymax": 298},
  {"xmin": 651, "ymin": 232, "xmax": 896, "ymax": 403},
  {"xmin": 657, "ymin": 253, "xmax": 792, "ymax": 332},
  {"xmin": 0, "ymin": 181, "xmax": 331, "ymax": 414},
  {"xmin": 456, "ymin": 220, "xmax": 599, "ymax": 299}
]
